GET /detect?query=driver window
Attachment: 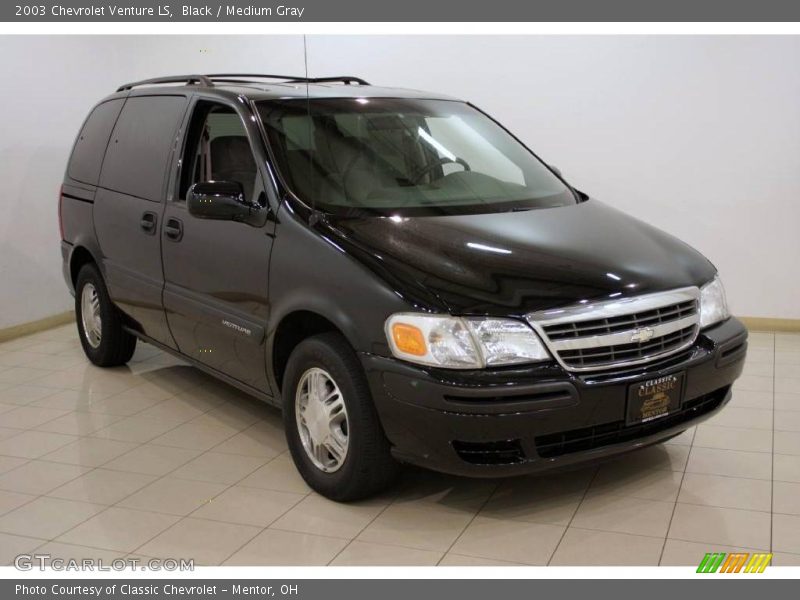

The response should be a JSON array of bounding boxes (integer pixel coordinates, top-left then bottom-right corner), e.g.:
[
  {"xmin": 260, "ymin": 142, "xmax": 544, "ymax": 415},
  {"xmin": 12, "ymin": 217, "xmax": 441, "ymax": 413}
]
[{"xmin": 179, "ymin": 101, "xmax": 260, "ymax": 202}]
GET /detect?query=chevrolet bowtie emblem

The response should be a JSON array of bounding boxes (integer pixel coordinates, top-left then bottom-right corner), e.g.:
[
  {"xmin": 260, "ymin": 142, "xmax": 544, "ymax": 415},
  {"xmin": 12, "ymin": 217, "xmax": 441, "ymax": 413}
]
[{"xmin": 630, "ymin": 327, "xmax": 655, "ymax": 343}]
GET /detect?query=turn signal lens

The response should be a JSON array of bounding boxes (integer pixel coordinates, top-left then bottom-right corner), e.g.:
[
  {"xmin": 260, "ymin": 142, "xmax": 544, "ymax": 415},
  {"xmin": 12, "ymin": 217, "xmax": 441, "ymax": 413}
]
[{"xmin": 391, "ymin": 323, "xmax": 427, "ymax": 356}]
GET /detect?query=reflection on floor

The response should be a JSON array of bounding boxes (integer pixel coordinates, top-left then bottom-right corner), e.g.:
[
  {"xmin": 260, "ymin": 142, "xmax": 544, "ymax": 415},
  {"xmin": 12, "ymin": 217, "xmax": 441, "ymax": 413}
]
[{"xmin": 0, "ymin": 324, "xmax": 798, "ymax": 566}]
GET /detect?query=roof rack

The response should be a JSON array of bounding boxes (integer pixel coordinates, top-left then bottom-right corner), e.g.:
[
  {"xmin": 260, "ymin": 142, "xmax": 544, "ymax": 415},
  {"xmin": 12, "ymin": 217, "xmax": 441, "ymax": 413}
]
[
  {"xmin": 206, "ymin": 73, "xmax": 370, "ymax": 86},
  {"xmin": 116, "ymin": 74, "xmax": 213, "ymax": 92},
  {"xmin": 117, "ymin": 73, "xmax": 371, "ymax": 93}
]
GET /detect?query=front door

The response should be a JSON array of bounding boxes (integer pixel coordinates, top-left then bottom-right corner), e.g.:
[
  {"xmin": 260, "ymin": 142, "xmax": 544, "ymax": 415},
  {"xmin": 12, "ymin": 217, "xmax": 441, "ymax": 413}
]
[{"xmin": 160, "ymin": 98, "xmax": 275, "ymax": 392}]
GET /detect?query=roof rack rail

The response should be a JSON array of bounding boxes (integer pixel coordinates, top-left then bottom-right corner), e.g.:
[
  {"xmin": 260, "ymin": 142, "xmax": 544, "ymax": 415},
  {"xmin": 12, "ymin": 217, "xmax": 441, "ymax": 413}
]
[
  {"xmin": 117, "ymin": 74, "xmax": 213, "ymax": 92},
  {"xmin": 116, "ymin": 73, "xmax": 371, "ymax": 93},
  {"xmin": 206, "ymin": 73, "xmax": 370, "ymax": 86}
]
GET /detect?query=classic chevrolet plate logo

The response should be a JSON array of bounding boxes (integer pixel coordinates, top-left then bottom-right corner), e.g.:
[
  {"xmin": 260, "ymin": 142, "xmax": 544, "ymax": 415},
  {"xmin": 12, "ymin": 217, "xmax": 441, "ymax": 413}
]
[{"xmin": 630, "ymin": 326, "xmax": 655, "ymax": 343}]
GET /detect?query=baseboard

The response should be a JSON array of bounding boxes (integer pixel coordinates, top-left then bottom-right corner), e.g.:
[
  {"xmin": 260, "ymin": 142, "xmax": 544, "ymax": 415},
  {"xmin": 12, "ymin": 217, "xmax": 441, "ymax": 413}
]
[
  {"xmin": 739, "ymin": 316, "xmax": 800, "ymax": 333},
  {"xmin": 0, "ymin": 311, "xmax": 74, "ymax": 343}
]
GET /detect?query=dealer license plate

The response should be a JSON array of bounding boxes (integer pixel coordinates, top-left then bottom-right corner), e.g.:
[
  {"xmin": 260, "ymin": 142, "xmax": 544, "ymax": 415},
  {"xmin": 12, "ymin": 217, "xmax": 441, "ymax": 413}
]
[{"xmin": 626, "ymin": 372, "xmax": 684, "ymax": 426}]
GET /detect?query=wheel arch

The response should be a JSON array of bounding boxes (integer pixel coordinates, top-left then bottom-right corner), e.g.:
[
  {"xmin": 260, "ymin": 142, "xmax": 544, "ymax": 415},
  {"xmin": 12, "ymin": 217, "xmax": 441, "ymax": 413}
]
[
  {"xmin": 269, "ymin": 308, "xmax": 361, "ymax": 394},
  {"xmin": 69, "ymin": 245, "xmax": 99, "ymax": 286}
]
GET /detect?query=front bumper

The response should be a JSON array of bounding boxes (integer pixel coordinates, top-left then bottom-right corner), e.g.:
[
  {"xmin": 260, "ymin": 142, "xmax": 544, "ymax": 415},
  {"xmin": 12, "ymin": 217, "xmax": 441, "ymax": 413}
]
[{"xmin": 361, "ymin": 317, "xmax": 747, "ymax": 477}]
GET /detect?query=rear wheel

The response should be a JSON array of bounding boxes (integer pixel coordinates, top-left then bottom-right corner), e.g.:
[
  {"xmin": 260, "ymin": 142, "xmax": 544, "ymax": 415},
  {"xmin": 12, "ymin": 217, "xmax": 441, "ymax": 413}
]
[
  {"xmin": 283, "ymin": 332, "xmax": 398, "ymax": 501},
  {"xmin": 75, "ymin": 263, "xmax": 136, "ymax": 367}
]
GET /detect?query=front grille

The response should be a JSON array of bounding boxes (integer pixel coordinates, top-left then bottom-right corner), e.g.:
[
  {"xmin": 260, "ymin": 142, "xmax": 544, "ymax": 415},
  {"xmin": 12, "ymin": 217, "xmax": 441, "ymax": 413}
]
[
  {"xmin": 527, "ymin": 287, "xmax": 701, "ymax": 372},
  {"xmin": 534, "ymin": 386, "xmax": 729, "ymax": 458},
  {"xmin": 452, "ymin": 439, "xmax": 525, "ymax": 465},
  {"xmin": 558, "ymin": 325, "xmax": 696, "ymax": 369},
  {"xmin": 543, "ymin": 300, "xmax": 697, "ymax": 340}
]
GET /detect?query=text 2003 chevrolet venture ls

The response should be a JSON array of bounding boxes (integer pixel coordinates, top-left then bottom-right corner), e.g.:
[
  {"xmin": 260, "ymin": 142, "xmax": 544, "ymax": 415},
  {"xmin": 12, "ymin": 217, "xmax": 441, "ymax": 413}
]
[{"xmin": 60, "ymin": 74, "xmax": 747, "ymax": 500}]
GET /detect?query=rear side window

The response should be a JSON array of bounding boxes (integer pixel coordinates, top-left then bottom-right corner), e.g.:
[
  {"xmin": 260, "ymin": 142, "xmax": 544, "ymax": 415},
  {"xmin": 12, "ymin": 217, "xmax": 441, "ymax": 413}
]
[
  {"xmin": 100, "ymin": 95, "xmax": 188, "ymax": 201},
  {"xmin": 67, "ymin": 99, "xmax": 124, "ymax": 185}
]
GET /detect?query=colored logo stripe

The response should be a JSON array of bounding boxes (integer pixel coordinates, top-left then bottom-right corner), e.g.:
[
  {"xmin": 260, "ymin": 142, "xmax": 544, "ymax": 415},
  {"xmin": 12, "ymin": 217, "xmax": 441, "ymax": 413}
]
[{"xmin": 697, "ymin": 552, "xmax": 772, "ymax": 573}]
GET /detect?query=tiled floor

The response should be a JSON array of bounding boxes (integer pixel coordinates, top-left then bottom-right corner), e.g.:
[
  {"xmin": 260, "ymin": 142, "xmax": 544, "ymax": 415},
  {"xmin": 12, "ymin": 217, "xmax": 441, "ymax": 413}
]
[{"xmin": 0, "ymin": 324, "xmax": 798, "ymax": 566}]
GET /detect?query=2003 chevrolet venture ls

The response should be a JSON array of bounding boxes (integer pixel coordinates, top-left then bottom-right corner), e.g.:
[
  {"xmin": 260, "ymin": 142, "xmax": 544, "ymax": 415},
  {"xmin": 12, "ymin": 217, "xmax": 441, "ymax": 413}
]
[{"xmin": 59, "ymin": 73, "xmax": 747, "ymax": 500}]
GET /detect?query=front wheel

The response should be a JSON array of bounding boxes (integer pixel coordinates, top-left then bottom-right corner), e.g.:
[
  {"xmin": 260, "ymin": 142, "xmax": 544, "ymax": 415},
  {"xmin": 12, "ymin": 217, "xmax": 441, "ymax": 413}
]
[
  {"xmin": 283, "ymin": 332, "xmax": 398, "ymax": 501},
  {"xmin": 75, "ymin": 263, "xmax": 136, "ymax": 367}
]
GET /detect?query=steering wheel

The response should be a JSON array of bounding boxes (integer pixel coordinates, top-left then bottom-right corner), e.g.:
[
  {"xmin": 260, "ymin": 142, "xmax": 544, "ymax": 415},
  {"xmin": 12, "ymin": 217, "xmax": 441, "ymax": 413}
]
[{"xmin": 410, "ymin": 157, "xmax": 471, "ymax": 185}]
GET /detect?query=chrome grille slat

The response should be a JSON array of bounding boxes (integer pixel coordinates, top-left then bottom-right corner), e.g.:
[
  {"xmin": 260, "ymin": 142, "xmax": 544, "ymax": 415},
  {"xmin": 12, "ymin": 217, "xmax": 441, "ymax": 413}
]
[{"xmin": 526, "ymin": 287, "xmax": 701, "ymax": 373}]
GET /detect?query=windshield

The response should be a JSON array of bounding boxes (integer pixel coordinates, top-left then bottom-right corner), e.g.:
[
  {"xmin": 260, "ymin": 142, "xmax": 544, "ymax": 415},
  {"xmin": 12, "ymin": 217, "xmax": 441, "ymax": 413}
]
[{"xmin": 257, "ymin": 98, "xmax": 575, "ymax": 217}]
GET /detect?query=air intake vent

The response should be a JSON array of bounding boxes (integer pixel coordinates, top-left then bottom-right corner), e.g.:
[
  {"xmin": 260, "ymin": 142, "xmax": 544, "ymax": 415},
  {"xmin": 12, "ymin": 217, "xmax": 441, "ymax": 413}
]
[
  {"xmin": 452, "ymin": 440, "xmax": 525, "ymax": 465},
  {"xmin": 534, "ymin": 386, "xmax": 729, "ymax": 458}
]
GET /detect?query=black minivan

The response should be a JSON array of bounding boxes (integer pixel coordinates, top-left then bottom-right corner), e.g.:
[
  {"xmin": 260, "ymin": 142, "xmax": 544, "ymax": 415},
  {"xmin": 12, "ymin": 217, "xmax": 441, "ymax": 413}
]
[{"xmin": 60, "ymin": 74, "xmax": 747, "ymax": 500}]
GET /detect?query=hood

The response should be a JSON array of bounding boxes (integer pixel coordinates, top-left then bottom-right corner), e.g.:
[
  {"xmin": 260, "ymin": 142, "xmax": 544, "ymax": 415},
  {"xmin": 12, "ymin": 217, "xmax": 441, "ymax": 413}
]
[{"xmin": 323, "ymin": 199, "xmax": 716, "ymax": 316}]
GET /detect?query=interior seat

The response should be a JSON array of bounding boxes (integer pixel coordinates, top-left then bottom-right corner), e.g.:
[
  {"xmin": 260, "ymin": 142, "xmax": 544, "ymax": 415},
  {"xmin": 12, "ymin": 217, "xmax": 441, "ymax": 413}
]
[{"xmin": 210, "ymin": 136, "xmax": 257, "ymax": 201}]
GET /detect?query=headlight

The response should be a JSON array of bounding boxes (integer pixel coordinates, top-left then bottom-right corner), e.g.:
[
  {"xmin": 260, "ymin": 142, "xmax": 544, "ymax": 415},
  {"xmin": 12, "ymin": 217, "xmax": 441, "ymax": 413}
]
[
  {"xmin": 385, "ymin": 313, "xmax": 550, "ymax": 369},
  {"xmin": 699, "ymin": 275, "xmax": 730, "ymax": 329}
]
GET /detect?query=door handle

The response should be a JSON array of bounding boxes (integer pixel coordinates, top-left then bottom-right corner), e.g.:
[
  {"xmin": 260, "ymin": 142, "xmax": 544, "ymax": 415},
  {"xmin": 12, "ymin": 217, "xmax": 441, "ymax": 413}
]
[
  {"xmin": 140, "ymin": 212, "xmax": 157, "ymax": 235},
  {"xmin": 164, "ymin": 217, "xmax": 183, "ymax": 242}
]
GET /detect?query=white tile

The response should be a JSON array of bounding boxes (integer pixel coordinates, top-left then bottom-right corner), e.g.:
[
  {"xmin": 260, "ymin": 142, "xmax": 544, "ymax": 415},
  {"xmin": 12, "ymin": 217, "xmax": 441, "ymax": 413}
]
[
  {"xmin": 775, "ymin": 431, "xmax": 800, "ymax": 456},
  {"xmin": 0, "ymin": 430, "xmax": 78, "ymax": 459},
  {"xmin": 588, "ymin": 463, "xmax": 683, "ymax": 502},
  {"xmin": 0, "ymin": 497, "xmax": 105, "ymax": 539},
  {"xmin": 733, "ymin": 375, "xmax": 773, "ymax": 394},
  {"xmin": 211, "ymin": 418, "xmax": 288, "ymax": 458},
  {"xmin": 117, "ymin": 477, "xmax": 227, "ymax": 516},
  {"xmin": 224, "ymin": 528, "xmax": 347, "ymax": 566},
  {"xmin": 191, "ymin": 485, "xmax": 304, "ymax": 527},
  {"xmin": 1, "ymin": 406, "xmax": 69, "ymax": 429},
  {"xmin": 773, "ymin": 481, "xmax": 800, "ymax": 516},
  {"xmin": 773, "ymin": 514, "xmax": 800, "ymax": 554},
  {"xmin": 0, "ymin": 460, "xmax": 90, "ymax": 495},
  {"xmin": 271, "ymin": 493, "xmax": 389, "ymax": 539},
  {"xmin": 686, "ymin": 447, "xmax": 772, "ymax": 480},
  {"xmin": 102, "ymin": 444, "xmax": 201, "ymax": 476},
  {"xmin": 48, "ymin": 468, "xmax": 157, "ymax": 505},
  {"xmin": 450, "ymin": 516, "xmax": 564, "ymax": 565},
  {"xmin": 0, "ymin": 532, "xmax": 46, "ymax": 565},
  {"xmin": 0, "ymin": 490, "xmax": 36, "ymax": 516},
  {"xmin": 332, "ymin": 540, "xmax": 442, "ymax": 566},
  {"xmin": 480, "ymin": 469, "xmax": 594, "ymax": 525},
  {"xmin": 36, "ymin": 412, "xmax": 122, "ymax": 436},
  {"xmin": 358, "ymin": 500, "xmax": 476, "ymax": 552},
  {"xmin": 550, "ymin": 528, "xmax": 664, "ymax": 566},
  {"xmin": 237, "ymin": 455, "xmax": 310, "ymax": 494},
  {"xmin": 136, "ymin": 517, "xmax": 260, "ymax": 566},
  {"xmin": 678, "ymin": 473, "xmax": 772, "ymax": 512},
  {"xmin": 706, "ymin": 407, "xmax": 773, "ymax": 431},
  {"xmin": 728, "ymin": 390, "xmax": 773, "ymax": 410},
  {"xmin": 775, "ymin": 410, "xmax": 800, "ymax": 432},
  {"xmin": 89, "ymin": 415, "xmax": 184, "ymax": 443},
  {"xmin": 776, "ymin": 377, "xmax": 800, "ymax": 395},
  {"xmin": 693, "ymin": 424, "xmax": 772, "ymax": 453},
  {"xmin": 775, "ymin": 393, "xmax": 800, "ymax": 412},
  {"xmin": 668, "ymin": 503, "xmax": 771, "ymax": 548},
  {"xmin": 149, "ymin": 422, "xmax": 239, "ymax": 452},
  {"xmin": 172, "ymin": 452, "xmax": 267, "ymax": 485},
  {"xmin": 570, "ymin": 492, "xmax": 674, "ymax": 537},
  {"xmin": 774, "ymin": 454, "xmax": 800, "ymax": 483},
  {"xmin": 56, "ymin": 507, "xmax": 180, "ymax": 552},
  {"xmin": 0, "ymin": 384, "xmax": 59, "ymax": 406},
  {"xmin": 41, "ymin": 437, "xmax": 139, "ymax": 468}
]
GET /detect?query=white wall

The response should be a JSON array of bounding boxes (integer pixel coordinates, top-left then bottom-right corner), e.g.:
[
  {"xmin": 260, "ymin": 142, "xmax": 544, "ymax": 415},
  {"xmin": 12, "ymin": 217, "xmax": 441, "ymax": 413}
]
[{"xmin": 1, "ymin": 35, "xmax": 798, "ymax": 329}]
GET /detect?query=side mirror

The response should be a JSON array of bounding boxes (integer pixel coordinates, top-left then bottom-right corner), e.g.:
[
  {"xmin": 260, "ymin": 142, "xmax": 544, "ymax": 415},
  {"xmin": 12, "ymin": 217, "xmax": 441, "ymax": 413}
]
[{"xmin": 187, "ymin": 181, "xmax": 261, "ymax": 225}]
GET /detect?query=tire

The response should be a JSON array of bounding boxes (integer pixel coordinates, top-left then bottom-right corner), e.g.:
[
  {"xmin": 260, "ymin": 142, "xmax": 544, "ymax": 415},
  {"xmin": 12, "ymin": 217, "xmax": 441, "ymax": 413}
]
[
  {"xmin": 283, "ymin": 332, "xmax": 398, "ymax": 501},
  {"xmin": 75, "ymin": 263, "xmax": 137, "ymax": 367}
]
